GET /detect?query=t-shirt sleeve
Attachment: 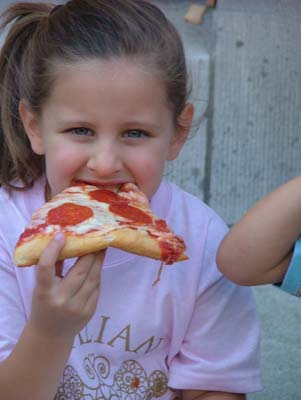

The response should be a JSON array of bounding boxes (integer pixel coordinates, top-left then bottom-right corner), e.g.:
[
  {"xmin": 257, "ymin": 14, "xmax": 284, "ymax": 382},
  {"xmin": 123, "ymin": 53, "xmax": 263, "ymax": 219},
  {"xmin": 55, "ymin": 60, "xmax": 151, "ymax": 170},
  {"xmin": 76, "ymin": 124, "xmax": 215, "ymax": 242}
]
[
  {"xmin": 0, "ymin": 234, "xmax": 27, "ymax": 362},
  {"xmin": 168, "ymin": 215, "xmax": 262, "ymax": 393},
  {"xmin": 276, "ymin": 238, "xmax": 301, "ymax": 297}
]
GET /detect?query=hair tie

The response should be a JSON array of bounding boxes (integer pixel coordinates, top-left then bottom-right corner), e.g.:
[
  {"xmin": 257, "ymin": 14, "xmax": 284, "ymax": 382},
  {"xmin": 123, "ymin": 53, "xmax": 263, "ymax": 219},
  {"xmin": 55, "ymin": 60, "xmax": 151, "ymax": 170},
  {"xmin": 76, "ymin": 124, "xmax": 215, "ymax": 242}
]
[{"xmin": 50, "ymin": 4, "xmax": 63, "ymax": 15}]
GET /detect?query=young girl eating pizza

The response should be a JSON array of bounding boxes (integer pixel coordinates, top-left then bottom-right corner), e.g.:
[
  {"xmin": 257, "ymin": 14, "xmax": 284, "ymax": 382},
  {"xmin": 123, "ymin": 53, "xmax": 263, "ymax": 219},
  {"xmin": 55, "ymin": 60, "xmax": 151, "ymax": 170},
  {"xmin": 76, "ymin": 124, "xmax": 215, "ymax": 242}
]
[{"xmin": 0, "ymin": 1, "xmax": 262, "ymax": 399}]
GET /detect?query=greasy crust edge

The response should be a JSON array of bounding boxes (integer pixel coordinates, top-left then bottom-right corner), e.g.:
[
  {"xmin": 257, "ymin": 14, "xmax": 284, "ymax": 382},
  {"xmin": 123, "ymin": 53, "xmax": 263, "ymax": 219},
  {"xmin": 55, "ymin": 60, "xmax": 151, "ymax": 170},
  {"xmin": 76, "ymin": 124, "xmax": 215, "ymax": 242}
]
[{"xmin": 14, "ymin": 228, "xmax": 188, "ymax": 267}]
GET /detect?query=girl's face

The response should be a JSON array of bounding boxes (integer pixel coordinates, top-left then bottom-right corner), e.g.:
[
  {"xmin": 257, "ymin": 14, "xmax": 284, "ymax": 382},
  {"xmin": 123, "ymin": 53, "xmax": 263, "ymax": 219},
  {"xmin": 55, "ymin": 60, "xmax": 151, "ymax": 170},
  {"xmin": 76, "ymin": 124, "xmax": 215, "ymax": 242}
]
[{"xmin": 21, "ymin": 58, "xmax": 193, "ymax": 199}]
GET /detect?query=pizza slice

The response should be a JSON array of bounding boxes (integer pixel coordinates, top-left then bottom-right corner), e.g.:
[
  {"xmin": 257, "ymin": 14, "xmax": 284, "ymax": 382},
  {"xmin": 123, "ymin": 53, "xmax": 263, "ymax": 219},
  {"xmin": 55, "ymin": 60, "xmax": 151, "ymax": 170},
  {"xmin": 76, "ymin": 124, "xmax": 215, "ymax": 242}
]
[{"xmin": 14, "ymin": 182, "xmax": 188, "ymax": 270}]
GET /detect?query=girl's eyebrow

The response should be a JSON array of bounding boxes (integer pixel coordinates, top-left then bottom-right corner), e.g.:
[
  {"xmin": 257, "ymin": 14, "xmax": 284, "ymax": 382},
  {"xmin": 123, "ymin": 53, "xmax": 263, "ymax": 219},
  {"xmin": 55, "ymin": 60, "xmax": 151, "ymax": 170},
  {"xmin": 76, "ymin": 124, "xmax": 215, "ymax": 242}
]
[
  {"xmin": 123, "ymin": 120, "xmax": 162, "ymax": 130},
  {"xmin": 53, "ymin": 118, "xmax": 92, "ymax": 127},
  {"xmin": 53, "ymin": 113, "xmax": 163, "ymax": 131},
  {"xmin": 56, "ymin": 120, "xmax": 162, "ymax": 133}
]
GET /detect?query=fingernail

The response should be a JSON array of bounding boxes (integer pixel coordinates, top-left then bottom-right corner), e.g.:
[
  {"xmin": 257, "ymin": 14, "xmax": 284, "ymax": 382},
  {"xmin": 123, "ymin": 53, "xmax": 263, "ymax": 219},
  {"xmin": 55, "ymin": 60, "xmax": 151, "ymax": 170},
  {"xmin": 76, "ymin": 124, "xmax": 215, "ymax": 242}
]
[{"xmin": 54, "ymin": 233, "xmax": 65, "ymax": 242}]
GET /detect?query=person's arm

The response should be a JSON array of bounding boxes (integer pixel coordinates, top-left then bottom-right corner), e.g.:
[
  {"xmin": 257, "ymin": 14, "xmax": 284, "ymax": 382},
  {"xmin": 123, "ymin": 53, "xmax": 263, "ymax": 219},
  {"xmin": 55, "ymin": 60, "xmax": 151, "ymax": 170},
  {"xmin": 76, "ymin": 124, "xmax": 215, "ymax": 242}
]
[
  {"xmin": 0, "ymin": 235, "xmax": 104, "ymax": 400},
  {"xmin": 217, "ymin": 177, "xmax": 301, "ymax": 285},
  {"xmin": 0, "ymin": 322, "xmax": 74, "ymax": 400},
  {"xmin": 182, "ymin": 389, "xmax": 245, "ymax": 399}
]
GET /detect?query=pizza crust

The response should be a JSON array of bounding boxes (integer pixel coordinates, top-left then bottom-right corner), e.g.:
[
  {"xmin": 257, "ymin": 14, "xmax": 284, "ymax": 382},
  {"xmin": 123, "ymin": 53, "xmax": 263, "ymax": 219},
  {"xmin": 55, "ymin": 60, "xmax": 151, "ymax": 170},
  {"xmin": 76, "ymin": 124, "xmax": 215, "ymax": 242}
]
[
  {"xmin": 14, "ymin": 231, "xmax": 109, "ymax": 267},
  {"xmin": 14, "ymin": 228, "xmax": 187, "ymax": 267},
  {"xmin": 109, "ymin": 229, "xmax": 187, "ymax": 262}
]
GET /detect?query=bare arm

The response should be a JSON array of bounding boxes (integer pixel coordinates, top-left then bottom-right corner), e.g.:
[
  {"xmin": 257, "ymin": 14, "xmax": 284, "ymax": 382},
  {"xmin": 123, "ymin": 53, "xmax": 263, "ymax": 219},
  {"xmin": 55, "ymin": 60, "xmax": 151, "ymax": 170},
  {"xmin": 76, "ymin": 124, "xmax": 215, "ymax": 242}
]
[
  {"xmin": 182, "ymin": 389, "xmax": 245, "ymax": 400},
  {"xmin": 0, "ymin": 236, "xmax": 103, "ymax": 400},
  {"xmin": 217, "ymin": 177, "xmax": 301, "ymax": 285},
  {"xmin": 0, "ymin": 323, "xmax": 74, "ymax": 400}
]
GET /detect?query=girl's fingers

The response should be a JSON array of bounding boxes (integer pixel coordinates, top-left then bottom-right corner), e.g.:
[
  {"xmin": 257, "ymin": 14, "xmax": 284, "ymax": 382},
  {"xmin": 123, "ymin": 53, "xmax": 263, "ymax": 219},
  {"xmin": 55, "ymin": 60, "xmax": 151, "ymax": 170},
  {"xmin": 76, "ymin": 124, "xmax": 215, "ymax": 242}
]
[
  {"xmin": 36, "ymin": 233, "xmax": 66, "ymax": 290},
  {"xmin": 69, "ymin": 251, "xmax": 104, "ymax": 320},
  {"xmin": 60, "ymin": 251, "xmax": 104, "ymax": 298},
  {"xmin": 83, "ymin": 285, "xmax": 101, "ymax": 317},
  {"xmin": 76, "ymin": 251, "xmax": 104, "ymax": 305},
  {"xmin": 55, "ymin": 260, "xmax": 64, "ymax": 278}
]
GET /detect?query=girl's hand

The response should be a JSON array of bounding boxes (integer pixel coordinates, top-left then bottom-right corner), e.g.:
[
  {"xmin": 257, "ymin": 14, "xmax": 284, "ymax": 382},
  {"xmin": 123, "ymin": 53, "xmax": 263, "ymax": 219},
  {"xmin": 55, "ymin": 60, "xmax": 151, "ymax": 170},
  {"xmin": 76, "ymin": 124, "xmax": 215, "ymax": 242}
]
[{"xmin": 29, "ymin": 233, "xmax": 104, "ymax": 340}]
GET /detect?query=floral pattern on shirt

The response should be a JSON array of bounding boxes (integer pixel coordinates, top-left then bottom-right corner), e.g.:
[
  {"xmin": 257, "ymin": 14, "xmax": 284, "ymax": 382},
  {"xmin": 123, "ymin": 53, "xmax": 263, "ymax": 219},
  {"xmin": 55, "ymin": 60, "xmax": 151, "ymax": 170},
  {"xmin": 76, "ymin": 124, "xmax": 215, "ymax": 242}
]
[{"xmin": 55, "ymin": 356, "xmax": 168, "ymax": 400}]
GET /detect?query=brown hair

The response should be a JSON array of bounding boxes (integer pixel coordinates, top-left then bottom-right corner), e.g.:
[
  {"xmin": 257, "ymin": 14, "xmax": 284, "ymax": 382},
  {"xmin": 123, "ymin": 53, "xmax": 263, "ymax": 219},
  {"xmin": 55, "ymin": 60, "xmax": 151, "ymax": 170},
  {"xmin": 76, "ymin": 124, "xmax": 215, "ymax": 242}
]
[{"xmin": 0, "ymin": 0, "xmax": 188, "ymax": 190}]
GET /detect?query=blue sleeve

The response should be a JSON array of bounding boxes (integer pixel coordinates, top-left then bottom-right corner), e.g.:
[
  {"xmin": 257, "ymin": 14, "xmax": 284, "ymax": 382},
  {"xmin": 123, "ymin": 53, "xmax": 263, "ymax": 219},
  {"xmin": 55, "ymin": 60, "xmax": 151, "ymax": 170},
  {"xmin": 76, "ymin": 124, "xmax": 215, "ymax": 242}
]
[{"xmin": 277, "ymin": 238, "xmax": 301, "ymax": 297}]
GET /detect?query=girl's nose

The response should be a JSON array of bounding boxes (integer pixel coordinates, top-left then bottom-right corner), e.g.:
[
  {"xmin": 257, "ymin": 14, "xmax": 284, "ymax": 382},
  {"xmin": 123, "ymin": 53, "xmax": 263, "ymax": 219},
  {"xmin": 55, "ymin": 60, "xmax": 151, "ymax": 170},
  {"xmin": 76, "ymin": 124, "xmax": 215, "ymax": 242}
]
[{"xmin": 86, "ymin": 141, "xmax": 122, "ymax": 177}]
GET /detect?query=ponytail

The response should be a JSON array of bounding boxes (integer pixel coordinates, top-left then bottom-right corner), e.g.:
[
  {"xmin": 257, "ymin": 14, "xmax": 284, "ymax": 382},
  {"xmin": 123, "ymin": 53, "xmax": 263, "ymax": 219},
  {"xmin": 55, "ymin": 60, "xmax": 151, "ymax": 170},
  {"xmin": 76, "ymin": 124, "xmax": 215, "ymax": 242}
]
[{"xmin": 0, "ymin": 3, "xmax": 52, "ymax": 190}]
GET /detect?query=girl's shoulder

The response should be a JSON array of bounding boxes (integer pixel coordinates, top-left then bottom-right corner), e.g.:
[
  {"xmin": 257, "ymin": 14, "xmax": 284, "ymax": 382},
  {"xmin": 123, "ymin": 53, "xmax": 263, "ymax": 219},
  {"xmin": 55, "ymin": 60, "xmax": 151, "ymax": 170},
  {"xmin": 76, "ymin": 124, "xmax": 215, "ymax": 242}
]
[
  {"xmin": 0, "ymin": 176, "xmax": 46, "ymax": 234},
  {"xmin": 0, "ymin": 174, "xmax": 45, "ymax": 200},
  {"xmin": 152, "ymin": 179, "xmax": 227, "ymax": 231}
]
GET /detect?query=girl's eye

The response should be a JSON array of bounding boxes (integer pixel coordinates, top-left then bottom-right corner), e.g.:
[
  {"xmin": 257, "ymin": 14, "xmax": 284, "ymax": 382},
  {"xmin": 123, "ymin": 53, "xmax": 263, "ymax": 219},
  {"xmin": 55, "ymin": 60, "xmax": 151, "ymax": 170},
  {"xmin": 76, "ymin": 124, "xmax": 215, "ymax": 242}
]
[
  {"xmin": 123, "ymin": 130, "xmax": 148, "ymax": 139},
  {"xmin": 69, "ymin": 127, "xmax": 93, "ymax": 136}
]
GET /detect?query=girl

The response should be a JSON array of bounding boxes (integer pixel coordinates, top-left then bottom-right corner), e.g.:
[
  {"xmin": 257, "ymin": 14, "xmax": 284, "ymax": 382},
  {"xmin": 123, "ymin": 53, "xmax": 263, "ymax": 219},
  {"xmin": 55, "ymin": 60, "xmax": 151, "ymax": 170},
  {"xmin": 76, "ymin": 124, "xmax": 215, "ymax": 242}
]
[
  {"xmin": 0, "ymin": 1, "xmax": 261, "ymax": 399},
  {"xmin": 217, "ymin": 177, "xmax": 301, "ymax": 296}
]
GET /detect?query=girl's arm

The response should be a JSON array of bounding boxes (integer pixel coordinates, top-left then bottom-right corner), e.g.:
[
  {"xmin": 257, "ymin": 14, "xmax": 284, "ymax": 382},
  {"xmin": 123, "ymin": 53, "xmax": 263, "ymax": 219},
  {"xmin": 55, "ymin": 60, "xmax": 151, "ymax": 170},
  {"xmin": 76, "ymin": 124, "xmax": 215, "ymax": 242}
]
[
  {"xmin": 0, "ymin": 322, "xmax": 74, "ymax": 400},
  {"xmin": 182, "ymin": 389, "xmax": 245, "ymax": 399},
  {"xmin": 0, "ymin": 235, "xmax": 104, "ymax": 400},
  {"xmin": 217, "ymin": 177, "xmax": 301, "ymax": 285}
]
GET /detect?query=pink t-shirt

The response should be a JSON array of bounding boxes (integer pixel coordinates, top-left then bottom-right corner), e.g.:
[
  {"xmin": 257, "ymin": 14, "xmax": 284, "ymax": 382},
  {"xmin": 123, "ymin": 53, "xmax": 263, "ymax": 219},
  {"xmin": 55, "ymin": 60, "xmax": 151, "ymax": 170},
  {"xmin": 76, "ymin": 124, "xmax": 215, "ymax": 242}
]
[{"xmin": 0, "ymin": 177, "xmax": 262, "ymax": 397}]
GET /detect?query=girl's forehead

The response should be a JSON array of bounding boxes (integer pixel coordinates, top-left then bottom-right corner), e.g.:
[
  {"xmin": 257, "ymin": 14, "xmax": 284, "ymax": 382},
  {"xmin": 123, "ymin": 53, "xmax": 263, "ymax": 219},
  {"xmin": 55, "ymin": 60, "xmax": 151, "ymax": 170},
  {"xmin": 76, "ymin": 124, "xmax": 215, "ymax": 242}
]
[
  {"xmin": 42, "ymin": 57, "xmax": 174, "ymax": 123},
  {"xmin": 48, "ymin": 57, "xmax": 169, "ymax": 105},
  {"xmin": 53, "ymin": 57, "xmax": 162, "ymax": 82}
]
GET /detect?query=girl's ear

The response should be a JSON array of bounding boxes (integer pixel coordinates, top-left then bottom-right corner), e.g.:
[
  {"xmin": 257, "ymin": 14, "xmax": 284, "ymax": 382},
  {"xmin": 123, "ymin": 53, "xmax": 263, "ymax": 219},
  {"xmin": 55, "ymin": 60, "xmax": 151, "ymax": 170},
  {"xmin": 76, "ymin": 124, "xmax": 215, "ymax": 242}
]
[
  {"xmin": 19, "ymin": 100, "xmax": 45, "ymax": 155},
  {"xmin": 167, "ymin": 102, "xmax": 194, "ymax": 161}
]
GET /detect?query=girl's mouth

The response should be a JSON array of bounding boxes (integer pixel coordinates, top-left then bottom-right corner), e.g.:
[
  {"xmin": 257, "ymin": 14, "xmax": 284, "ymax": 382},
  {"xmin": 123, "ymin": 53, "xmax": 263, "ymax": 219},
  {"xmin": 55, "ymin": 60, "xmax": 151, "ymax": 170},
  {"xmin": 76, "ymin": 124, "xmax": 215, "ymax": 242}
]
[{"xmin": 73, "ymin": 179, "xmax": 133, "ymax": 188}]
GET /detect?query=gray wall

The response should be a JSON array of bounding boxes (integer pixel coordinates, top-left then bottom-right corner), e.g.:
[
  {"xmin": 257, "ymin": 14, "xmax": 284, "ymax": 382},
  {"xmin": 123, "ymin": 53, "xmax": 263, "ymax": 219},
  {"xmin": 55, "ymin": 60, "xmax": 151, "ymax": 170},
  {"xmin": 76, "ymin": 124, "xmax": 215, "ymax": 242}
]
[{"xmin": 160, "ymin": 0, "xmax": 301, "ymax": 226}]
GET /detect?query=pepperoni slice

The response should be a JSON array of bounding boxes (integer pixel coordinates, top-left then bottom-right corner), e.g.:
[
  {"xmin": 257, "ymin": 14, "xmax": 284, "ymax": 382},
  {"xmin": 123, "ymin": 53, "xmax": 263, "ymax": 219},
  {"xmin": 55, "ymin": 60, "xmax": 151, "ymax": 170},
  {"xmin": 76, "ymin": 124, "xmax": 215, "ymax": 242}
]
[
  {"xmin": 109, "ymin": 202, "xmax": 152, "ymax": 224},
  {"xmin": 47, "ymin": 202, "xmax": 93, "ymax": 227},
  {"xmin": 89, "ymin": 189, "xmax": 121, "ymax": 203}
]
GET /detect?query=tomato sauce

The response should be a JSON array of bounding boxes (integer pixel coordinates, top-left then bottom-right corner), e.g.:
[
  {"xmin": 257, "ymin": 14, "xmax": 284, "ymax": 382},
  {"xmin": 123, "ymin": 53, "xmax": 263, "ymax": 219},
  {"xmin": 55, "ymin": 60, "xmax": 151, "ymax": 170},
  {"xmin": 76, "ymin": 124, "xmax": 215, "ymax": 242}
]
[
  {"xmin": 148, "ymin": 231, "xmax": 185, "ymax": 265},
  {"xmin": 18, "ymin": 223, "xmax": 48, "ymax": 243},
  {"xmin": 154, "ymin": 219, "xmax": 168, "ymax": 232}
]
